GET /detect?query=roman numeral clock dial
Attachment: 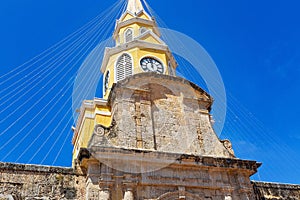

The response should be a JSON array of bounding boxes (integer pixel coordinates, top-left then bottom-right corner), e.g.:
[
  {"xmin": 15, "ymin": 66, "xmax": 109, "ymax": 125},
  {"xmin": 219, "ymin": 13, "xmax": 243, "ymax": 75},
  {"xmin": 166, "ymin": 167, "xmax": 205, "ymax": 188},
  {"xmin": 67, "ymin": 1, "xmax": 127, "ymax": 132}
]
[{"xmin": 140, "ymin": 57, "xmax": 164, "ymax": 74}]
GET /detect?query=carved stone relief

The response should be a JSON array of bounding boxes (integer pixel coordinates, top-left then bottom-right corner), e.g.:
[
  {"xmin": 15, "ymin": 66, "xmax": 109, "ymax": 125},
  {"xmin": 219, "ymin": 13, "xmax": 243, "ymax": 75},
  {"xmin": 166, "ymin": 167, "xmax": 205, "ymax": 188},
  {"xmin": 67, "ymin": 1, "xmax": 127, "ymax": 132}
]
[
  {"xmin": 221, "ymin": 139, "xmax": 235, "ymax": 157},
  {"xmin": 88, "ymin": 125, "xmax": 110, "ymax": 148}
]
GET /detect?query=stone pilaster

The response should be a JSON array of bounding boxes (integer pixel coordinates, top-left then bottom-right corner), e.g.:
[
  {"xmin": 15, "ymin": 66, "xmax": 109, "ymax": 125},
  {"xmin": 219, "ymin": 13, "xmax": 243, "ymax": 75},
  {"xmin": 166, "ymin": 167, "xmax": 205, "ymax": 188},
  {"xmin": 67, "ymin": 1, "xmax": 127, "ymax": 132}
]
[
  {"xmin": 222, "ymin": 187, "xmax": 234, "ymax": 200},
  {"xmin": 135, "ymin": 99, "xmax": 143, "ymax": 149},
  {"xmin": 123, "ymin": 188, "xmax": 134, "ymax": 200},
  {"xmin": 99, "ymin": 173, "xmax": 114, "ymax": 200},
  {"xmin": 122, "ymin": 174, "xmax": 137, "ymax": 200},
  {"xmin": 178, "ymin": 186, "xmax": 185, "ymax": 199},
  {"xmin": 99, "ymin": 181, "xmax": 113, "ymax": 200}
]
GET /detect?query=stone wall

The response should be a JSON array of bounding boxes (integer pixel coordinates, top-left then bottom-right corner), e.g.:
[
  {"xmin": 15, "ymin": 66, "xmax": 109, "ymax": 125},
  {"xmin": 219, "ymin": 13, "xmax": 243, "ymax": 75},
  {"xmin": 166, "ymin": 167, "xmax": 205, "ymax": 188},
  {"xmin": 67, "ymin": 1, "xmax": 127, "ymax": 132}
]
[
  {"xmin": 1, "ymin": 162, "xmax": 300, "ymax": 200},
  {"xmin": 252, "ymin": 181, "xmax": 300, "ymax": 200},
  {"xmin": 0, "ymin": 162, "xmax": 85, "ymax": 200},
  {"xmin": 80, "ymin": 73, "xmax": 261, "ymax": 199},
  {"xmin": 79, "ymin": 147, "xmax": 261, "ymax": 200},
  {"xmin": 102, "ymin": 73, "xmax": 234, "ymax": 158}
]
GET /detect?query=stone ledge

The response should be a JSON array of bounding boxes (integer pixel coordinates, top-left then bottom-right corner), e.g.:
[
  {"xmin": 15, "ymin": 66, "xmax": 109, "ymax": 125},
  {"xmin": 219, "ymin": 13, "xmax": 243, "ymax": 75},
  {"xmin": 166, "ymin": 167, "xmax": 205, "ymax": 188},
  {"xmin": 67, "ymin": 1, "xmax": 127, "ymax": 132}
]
[
  {"xmin": 252, "ymin": 181, "xmax": 300, "ymax": 199},
  {"xmin": 252, "ymin": 181, "xmax": 300, "ymax": 190},
  {"xmin": 0, "ymin": 162, "xmax": 78, "ymax": 175},
  {"xmin": 82, "ymin": 147, "xmax": 261, "ymax": 173},
  {"xmin": 116, "ymin": 72, "xmax": 211, "ymax": 99},
  {"xmin": 108, "ymin": 72, "xmax": 214, "ymax": 110}
]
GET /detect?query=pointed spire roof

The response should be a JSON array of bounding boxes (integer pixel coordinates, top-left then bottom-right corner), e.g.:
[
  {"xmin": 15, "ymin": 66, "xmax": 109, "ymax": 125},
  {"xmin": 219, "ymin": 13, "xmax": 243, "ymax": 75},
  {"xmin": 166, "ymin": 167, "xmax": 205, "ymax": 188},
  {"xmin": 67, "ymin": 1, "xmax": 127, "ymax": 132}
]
[{"xmin": 126, "ymin": 0, "xmax": 145, "ymax": 15}]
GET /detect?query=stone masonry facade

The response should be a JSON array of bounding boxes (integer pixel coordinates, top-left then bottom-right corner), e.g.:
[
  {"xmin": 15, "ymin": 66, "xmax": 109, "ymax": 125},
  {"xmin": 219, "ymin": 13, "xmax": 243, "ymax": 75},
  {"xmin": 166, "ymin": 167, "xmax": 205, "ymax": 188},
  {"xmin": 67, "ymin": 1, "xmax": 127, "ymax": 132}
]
[
  {"xmin": 96, "ymin": 73, "xmax": 233, "ymax": 158},
  {"xmin": 76, "ymin": 73, "xmax": 261, "ymax": 199},
  {"xmin": 0, "ymin": 162, "xmax": 86, "ymax": 200},
  {"xmin": 0, "ymin": 74, "xmax": 299, "ymax": 199},
  {"xmin": 252, "ymin": 182, "xmax": 300, "ymax": 200},
  {"xmin": 1, "ymin": 162, "xmax": 300, "ymax": 199},
  {"xmin": 78, "ymin": 148, "xmax": 260, "ymax": 200}
]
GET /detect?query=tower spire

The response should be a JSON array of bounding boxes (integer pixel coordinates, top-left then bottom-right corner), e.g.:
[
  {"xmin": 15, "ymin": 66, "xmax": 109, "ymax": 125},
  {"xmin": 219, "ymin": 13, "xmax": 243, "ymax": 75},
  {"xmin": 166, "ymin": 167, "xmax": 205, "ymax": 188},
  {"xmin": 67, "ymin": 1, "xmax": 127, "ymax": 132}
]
[{"xmin": 126, "ymin": 0, "xmax": 145, "ymax": 14}]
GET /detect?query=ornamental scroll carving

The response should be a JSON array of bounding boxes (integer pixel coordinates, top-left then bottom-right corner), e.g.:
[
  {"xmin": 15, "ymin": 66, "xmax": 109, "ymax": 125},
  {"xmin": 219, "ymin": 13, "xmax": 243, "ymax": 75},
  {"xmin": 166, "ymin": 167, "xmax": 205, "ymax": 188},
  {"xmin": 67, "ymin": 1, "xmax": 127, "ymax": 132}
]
[
  {"xmin": 221, "ymin": 139, "xmax": 235, "ymax": 157},
  {"xmin": 88, "ymin": 124, "xmax": 110, "ymax": 148}
]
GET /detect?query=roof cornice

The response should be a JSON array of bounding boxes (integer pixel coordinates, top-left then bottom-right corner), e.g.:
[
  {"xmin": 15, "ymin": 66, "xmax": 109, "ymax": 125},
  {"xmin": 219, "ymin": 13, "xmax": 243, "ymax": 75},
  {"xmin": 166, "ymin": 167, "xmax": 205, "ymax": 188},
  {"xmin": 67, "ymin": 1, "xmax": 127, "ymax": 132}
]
[
  {"xmin": 113, "ymin": 17, "xmax": 160, "ymax": 39},
  {"xmin": 100, "ymin": 40, "xmax": 169, "ymax": 73}
]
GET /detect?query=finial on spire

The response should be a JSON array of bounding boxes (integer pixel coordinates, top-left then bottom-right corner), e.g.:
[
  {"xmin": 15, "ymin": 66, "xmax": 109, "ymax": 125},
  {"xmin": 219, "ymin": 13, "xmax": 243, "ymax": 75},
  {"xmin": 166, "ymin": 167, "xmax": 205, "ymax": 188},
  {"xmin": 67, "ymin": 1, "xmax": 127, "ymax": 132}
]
[{"xmin": 126, "ymin": 0, "xmax": 145, "ymax": 15}]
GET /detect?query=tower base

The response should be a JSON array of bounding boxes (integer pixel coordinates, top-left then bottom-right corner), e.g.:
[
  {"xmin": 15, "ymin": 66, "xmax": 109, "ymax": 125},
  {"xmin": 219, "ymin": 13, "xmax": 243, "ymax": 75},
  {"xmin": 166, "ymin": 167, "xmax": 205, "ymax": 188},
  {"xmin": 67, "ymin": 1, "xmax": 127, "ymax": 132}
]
[{"xmin": 77, "ymin": 147, "xmax": 261, "ymax": 200}]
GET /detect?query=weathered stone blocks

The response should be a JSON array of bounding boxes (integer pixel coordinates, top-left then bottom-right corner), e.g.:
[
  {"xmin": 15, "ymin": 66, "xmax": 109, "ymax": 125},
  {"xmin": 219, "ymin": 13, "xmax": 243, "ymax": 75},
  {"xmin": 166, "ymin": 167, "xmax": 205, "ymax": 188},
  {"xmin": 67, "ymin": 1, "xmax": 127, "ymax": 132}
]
[{"xmin": 0, "ymin": 163, "xmax": 85, "ymax": 199}]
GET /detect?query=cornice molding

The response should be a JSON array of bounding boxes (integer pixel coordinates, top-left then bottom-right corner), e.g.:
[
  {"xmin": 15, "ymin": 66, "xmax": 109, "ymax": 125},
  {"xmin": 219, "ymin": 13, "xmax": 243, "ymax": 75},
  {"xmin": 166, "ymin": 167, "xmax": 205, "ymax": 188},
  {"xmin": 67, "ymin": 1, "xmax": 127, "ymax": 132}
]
[{"xmin": 100, "ymin": 40, "xmax": 170, "ymax": 73}]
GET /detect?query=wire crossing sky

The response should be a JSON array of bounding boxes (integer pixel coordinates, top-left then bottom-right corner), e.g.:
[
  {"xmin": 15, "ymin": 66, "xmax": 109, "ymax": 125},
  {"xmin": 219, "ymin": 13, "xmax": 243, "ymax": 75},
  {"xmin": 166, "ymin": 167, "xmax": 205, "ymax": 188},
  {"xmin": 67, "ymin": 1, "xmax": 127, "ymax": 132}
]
[
  {"xmin": 0, "ymin": 0, "xmax": 127, "ymax": 166},
  {"xmin": 0, "ymin": 0, "xmax": 300, "ymax": 184}
]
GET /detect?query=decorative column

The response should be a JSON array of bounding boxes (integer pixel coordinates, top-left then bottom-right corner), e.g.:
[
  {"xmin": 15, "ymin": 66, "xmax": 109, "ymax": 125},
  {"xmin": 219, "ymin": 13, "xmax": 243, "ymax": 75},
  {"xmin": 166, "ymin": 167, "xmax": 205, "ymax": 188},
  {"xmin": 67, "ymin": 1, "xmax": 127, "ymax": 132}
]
[
  {"xmin": 224, "ymin": 196, "xmax": 232, "ymax": 200},
  {"xmin": 239, "ymin": 188, "xmax": 254, "ymax": 200},
  {"xmin": 178, "ymin": 186, "xmax": 186, "ymax": 200},
  {"xmin": 86, "ymin": 161, "xmax": 101, "ymax": 200},
  {"xmin": 135, "ymin": 99, "xmax": 144, "ymax": 149},
  {"xmin": 222, "ymin": 187, "xmax": 234, "ymax": 200},
  {"xmin": 99, "ymin": 182, "xmax": 112, "ymax": 200},
  {"xmin": 99, "ymin": 173, "xmax": 114, "ymax": 200},
  {"xmin": 123, "ymin": 178, "xmax": 137, "ymax": 200},
  {"xmin": 124, "ymin": 188, "xmax": 134, "ymax": 200}
]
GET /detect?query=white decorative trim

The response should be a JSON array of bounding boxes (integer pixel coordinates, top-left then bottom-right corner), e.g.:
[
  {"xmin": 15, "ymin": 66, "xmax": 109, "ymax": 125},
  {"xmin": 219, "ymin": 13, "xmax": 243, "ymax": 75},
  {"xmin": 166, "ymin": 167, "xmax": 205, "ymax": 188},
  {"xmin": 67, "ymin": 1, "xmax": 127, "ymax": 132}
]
[
  {"xmin": 118, "ymin": 11, "xmax": 135, "ymax": 22},
  {"xmin": 84, "ymin": 113, "xmax": 95, "ymax": 119},
  {"xmin": 74, "ymin": 98, "xmax": 108, "ymax": 134},
  {"xmin": 118, "ymin": 9, "xmax": 152, "ymax": 24},
  {"xmin": 95, "ymin": 110, "xmax": 111, "ymax": 116},
  {"xmin": 94, "ymin": 98, "xmax": 108, "ymax": 106},
  {"xmin": 84, "ymin": 110, "xmax": 111, "ymax": 119},
  {"xmin": 135, "ymin": 29, "xmax": 166, "ymax": 45},
  {"xmin": 113, "ymin": 18, "xmax": 160, "ymax": 39},
  {"xmin": 101, "ymin": 41, "xmax": 168, "ymax": 73}
]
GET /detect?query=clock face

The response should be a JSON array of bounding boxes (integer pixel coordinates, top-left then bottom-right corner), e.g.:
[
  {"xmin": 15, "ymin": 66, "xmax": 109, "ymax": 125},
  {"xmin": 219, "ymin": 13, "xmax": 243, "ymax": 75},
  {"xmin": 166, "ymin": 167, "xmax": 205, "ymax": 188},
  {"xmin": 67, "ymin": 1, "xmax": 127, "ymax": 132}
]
[{"xmin": 140, "ymin": 57, "xmax": 164, "ymax": 74}]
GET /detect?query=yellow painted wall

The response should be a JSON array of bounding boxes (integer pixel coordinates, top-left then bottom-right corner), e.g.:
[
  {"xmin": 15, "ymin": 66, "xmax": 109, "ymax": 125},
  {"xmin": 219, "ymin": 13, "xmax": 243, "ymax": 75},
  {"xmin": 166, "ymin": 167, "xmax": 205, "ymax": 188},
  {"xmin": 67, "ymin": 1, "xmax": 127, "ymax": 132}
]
[
  {"xmin": 72, "ymin": 104, "xmax": 113, "ymax": 165},
  {"xmin": 121, "ymin": 12, "xmax": 150, "ymax": 22},
  {"xmin": 122, "ymin": 13, "xmax": 134, "ymax": 21},
  {"xmin": 137, "ymin": 13, "xmax": 150, "ymax": 20},
  {"xmin": 142, "ymin": 35, "xmax": 161, "ymax": 45},
  {"xmin": 103, "ymin": 47, "xmax": 172, "ymax": 99},
  {"xmin": 95, "ymin": 105, "xmax": 112, "ymax": 128},
  {"xmin": 72, "ymin": 116, "xmax": 94, "ymax": 163},
  {"xmin": 117, "ymin": 23, "xmax": 154, "ymax": 45}
]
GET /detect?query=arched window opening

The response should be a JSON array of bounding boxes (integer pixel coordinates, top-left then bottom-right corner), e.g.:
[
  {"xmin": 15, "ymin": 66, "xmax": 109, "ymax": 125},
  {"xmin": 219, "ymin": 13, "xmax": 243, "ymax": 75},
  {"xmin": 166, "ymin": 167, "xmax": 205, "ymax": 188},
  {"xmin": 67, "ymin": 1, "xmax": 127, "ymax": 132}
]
[
  {"xmin": 140, "ymin": 27, "xmax": 147, "ymax": 35},
  {"xmin": 124, "ymin": 29, "xmax": 133, "ymax": 43},
  {"xmin": 104, "ymin": 70, "xmax": 110, "ymax": 94},
  {"xmin": 116, "ymin": 54, "xmax": 133, "ymax": 82}
]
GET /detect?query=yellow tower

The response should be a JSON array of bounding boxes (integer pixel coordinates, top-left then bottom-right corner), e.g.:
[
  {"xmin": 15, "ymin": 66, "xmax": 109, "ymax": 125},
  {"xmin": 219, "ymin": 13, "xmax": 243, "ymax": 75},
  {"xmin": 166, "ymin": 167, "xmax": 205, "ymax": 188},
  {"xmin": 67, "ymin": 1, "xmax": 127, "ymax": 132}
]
[
  {"xmin": 72, "ymin": 0, "xmax": 178, "ymax": 165},
  {"xmin": 101, "ymin": 0, "xmax": 177, "ymax": 99}
]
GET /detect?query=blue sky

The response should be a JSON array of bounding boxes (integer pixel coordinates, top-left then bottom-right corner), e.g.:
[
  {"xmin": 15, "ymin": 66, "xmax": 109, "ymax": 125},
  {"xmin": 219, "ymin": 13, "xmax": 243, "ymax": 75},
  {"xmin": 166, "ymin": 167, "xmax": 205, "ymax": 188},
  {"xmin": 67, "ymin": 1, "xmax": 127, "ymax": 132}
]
[{"xmin": 0, "ymin": 0, "xmax": 300, "ymax": 184}]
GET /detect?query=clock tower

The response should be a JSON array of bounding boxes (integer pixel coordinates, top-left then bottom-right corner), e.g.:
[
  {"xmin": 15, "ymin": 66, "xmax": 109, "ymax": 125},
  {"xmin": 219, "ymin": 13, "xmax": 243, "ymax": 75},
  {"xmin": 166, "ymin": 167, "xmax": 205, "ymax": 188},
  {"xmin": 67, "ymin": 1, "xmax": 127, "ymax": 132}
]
[
  {"xmin": 100, "ymin": 0, "xmax": 177, "ymax": 99},
  {"xmin": 72, "ymin": 0, "xmax": 261, "ymax": 199}
]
